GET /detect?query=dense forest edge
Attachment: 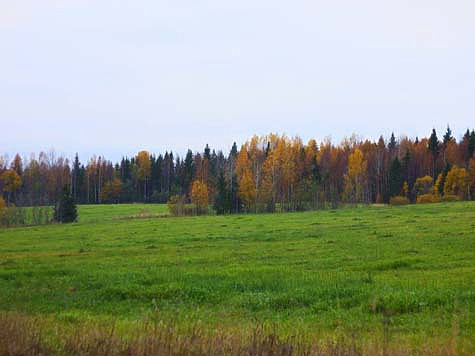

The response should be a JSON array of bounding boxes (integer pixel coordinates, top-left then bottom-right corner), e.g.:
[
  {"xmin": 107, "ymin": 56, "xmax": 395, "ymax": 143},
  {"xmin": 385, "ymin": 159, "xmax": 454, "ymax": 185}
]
[{"xmin": 1, "ymin": 126, "xmax": 475, "ymax": 218}]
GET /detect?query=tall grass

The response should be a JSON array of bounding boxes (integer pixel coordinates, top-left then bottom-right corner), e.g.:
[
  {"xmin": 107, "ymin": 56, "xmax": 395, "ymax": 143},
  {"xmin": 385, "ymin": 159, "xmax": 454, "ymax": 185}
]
[{"xmin": 0, "ymin": 313, "xmax": 469, "ymax": 356}]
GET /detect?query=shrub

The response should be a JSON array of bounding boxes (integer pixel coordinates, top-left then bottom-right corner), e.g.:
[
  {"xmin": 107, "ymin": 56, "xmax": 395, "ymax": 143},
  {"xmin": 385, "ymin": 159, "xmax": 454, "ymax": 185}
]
[
  {"xmin": 389, "ymin": 196, "xmax": 410, "ymax": 205},
  {"xmin": 416, "ymin": 194, "xmax": 441, "ymax": 204},
  {"xmin": 167, "ymin": 195, "xmax": 186, "ymax": 216}
]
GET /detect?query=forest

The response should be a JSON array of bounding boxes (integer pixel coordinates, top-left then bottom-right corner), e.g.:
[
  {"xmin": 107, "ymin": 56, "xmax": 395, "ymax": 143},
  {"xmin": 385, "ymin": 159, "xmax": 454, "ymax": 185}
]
[{"xmin": 1, "ymin": 126, "xmax": 475, "ymax": 214}]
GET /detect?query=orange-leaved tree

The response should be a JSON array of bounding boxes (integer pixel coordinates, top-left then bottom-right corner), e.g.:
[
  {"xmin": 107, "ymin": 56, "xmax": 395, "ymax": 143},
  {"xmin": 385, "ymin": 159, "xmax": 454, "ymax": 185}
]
[{"xmin": 190, "ymin": 180, "xmax": 209, "ymax": 215}]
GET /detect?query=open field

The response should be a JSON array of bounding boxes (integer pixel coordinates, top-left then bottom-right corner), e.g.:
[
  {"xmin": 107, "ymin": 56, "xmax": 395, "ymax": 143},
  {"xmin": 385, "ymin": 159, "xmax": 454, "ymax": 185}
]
[{"xmin": 0, "ymin": 202, "xmax": 474, "ymax": 354}]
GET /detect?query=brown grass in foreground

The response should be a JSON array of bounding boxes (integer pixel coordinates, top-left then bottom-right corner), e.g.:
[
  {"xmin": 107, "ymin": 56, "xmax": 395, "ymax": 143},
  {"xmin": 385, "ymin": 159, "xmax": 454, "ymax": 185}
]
[{"xmin": 0, "ymin": 313, "xmax": 470, "ymax": 356}]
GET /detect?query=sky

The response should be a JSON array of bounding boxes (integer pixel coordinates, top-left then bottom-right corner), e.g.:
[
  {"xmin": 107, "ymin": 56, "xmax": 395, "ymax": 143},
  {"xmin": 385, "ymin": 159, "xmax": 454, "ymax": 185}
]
[{"xmin": 1, "ymin": 0, "xmax": 474, "ymax": 162}]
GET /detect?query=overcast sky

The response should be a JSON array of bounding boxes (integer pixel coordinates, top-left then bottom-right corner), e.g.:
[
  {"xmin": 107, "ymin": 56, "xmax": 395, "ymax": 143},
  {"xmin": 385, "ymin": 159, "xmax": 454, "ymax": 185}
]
[{"xmin": 1, "ymin": 0, "xmax": 474, "ymax": 162}]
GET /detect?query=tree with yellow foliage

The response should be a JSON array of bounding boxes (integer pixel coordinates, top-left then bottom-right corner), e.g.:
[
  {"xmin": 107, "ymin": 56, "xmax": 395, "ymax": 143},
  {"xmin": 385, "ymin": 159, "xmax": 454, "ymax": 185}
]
[
  {"xmin": 444, "ymin": 166, "xmax": 468, "ymax": 199},
  {"xmin": 238, "ymin": 170, "xmax": 256, "ymax": 212},
  {"xmin": 190, "ymin": 180, "xmax": 209, "ymax": 215},
  {"xmin": 236, "ymin": 145, "xmax": 257, "ymax": 211},
  {"xmin": 136, "ymin": 150, "xmax": 151, "ymax": 201},
  {"xmin": 1, "ymin": 169, "xmax": 22, "ymax": 206},
  {"xmin": 343, "ymin": 148, "xmax": 367, "ymax": 203}
]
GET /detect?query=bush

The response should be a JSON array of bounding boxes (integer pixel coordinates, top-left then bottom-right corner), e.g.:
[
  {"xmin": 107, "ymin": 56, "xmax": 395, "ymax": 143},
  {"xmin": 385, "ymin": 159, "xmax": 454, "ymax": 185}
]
[
  {"xmin": 416, "ymin": 194, "xmax": 441, "ymax": 204},
  {"xmin": 441, "ymin": 194, "xmax": 460, "ymax": 202},
  {"xmin": 167, "ymin": 195, "xmax": 185, "ymax": 216},
  {"xmin": 389, "ymin": 196, "xmax": 410, "ymax": 205}
]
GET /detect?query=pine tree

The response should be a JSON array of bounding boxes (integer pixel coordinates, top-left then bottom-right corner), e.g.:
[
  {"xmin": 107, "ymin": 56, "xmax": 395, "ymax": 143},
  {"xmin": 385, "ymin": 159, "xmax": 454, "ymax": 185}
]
[{"xmin": 54, "ymin": 186, "xmax": 77, "ymax": 223}]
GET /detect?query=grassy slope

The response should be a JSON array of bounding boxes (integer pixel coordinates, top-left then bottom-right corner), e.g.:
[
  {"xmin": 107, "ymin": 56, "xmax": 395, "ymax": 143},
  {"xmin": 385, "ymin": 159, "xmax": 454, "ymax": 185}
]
[{"xmin": 0, "ymin": 202, "xmax": 474, "ymax": 344}]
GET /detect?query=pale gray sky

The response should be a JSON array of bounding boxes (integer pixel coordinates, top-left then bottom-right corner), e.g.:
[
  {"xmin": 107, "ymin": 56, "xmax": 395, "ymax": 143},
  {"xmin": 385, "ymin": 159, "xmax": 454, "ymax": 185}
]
[{"xmin": 1, "ymin": 0, "xmax": 474, "ymax": 162}]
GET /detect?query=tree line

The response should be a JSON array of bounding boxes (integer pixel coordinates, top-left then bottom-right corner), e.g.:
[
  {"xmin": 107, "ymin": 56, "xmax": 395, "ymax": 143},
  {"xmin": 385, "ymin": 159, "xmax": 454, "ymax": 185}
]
[{"xmin": 1, "ymin": 126, "xmax": 475, "ymax": 214}]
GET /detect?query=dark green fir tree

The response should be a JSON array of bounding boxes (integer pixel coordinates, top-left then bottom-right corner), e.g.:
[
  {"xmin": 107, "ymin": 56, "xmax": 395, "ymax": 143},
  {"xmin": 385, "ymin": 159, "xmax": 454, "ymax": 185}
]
[{"xmin": 54, "ymin": 186, "xmax": 78, "ymax": 223}]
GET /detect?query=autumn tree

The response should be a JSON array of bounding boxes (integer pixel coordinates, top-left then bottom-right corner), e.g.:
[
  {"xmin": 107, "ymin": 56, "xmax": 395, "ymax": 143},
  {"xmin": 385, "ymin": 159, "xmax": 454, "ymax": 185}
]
[
  {"xmin": 11, "ymin": 154, "xmax": 23, "ymax": 176},
  {"xmin": 136, "ymin": 150, "xmax": 151, "ymax": 202},
  {"xmin": 190, "ymin": 180, "xmax": 209, "ymax": 215},
  {"xmin": 343, "ymin": 148, "xmax": 367, "ymax": 203},
  {"xmin": 1, "ymin": 170, "xmax": 22, "ymax": 206},
  {"xmin": 236, "ymin": 145, "xmax": 256, "ymax": 211},
  {"xmin": 444, "ymin": 166, "xmax": 468, "ymax": 198}
]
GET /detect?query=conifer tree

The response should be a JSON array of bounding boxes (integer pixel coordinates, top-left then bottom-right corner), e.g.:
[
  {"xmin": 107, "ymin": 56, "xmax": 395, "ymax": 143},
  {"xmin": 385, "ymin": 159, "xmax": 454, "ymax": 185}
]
[
  {"xmin": 214, "ymin": 171, "xmax": 231, "ymax": 214},
  {"xmin": 72, "ymin": 153, "xmax": 81, "ymax": 202},
  {"xmin": 388, "ymin": 157, "xmax": 402, "ymax": 198},
  {"xmin": 54, "ymin": 186, "xmax": 77, "ymax": 223},
  {"xmin": 443, "ymin": 125, "xmax": 453, "ymax": 144},
  {"xmin": 388, "ymin": 133, "xmax": 397, "ymax": 153},
  {"xmin": 428, "ymin": 129, "xmax": 439, "ymax": 178},
  {"xmin": 469, "ymin": 130, "xmax": 475, "ymax": 159}
]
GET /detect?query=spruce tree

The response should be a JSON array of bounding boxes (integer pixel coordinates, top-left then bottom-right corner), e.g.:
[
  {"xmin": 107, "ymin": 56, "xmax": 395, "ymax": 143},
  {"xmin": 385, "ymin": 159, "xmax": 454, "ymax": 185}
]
[
  {"xmin": 443, "ymin": 125, "xmax": 453, "ymax": 145},
  {"xmin": 54, "ymin": 186, "xmax": 77, "ymax": 223},
  {"xmin": 230, "ymin": 142, "xmax": 238, "ymax": 158},
  {"xmin": 428, "ymin": 129, "xmax": 439, "ymax": 178},
  {"xmin": 214, "ymin": 171, "xmax": 230, "ymax": 214},
  {"xmin": 469, "ymin": 130, "xmax": 475, "ymax": 159},
  {"xmin": 388, "ymin": 132, "xmax": 397, "ymax": 152},
  {"xmin": 72, "ymin": 153, "xmax": 80, "ymax": 202},
  {"xmin": 388, "ymin": 157, "xmax": 402, "ymax": 198}
]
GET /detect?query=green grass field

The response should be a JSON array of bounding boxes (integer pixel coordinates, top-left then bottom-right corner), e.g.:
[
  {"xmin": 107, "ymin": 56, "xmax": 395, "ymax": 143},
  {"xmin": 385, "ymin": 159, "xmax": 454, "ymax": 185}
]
[{"xmin": 1, "ymin": 202, "xmax": 474, "ymax": 352}]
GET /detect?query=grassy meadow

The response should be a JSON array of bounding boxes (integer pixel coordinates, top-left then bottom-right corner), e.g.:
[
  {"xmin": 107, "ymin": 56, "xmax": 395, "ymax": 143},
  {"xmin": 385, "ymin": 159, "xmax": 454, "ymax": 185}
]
[{"xmin": 0, "ymin": 202, "xmax": 474, "ymax": 354}]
